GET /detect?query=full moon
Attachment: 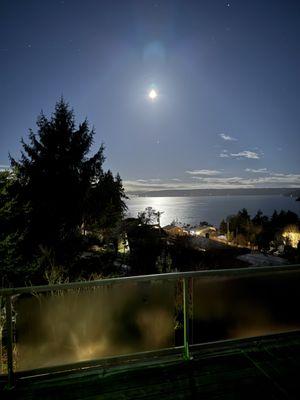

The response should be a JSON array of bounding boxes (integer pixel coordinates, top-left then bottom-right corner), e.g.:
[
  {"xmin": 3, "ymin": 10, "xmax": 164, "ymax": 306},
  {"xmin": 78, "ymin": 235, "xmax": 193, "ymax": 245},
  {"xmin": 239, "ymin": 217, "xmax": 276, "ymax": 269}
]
[{"xmin": 148, "ymin": 89, "xmax": 158, "ymax": 100}]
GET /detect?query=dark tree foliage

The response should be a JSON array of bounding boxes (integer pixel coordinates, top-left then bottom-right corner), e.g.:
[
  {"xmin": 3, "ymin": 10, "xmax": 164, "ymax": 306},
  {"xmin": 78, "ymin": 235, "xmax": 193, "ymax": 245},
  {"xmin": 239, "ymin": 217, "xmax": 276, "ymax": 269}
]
[
  {"xmin": 223, "ymin": 208, "xmax": 300, "ymax": 251},
  {"xmin": 0, "ymin": 170, "xmax": 35, "ymax": 285},
  {"xmin": 84, "ymin": 171, "xmax": 126, "ymax": 233},
  {"xmin": 219, "ymin": 219, "xmax": 227, "ymax": 235},
  {"xmin": 125, "ymin": 217, "xmax": 165, "ymax": 275},
  {"xmin": 10, "ymin": 100, "xmax": 99, "ymax": 259},
  {"xmin": 0, "ymin": 99, "xmax": 126, "ymax": 284}
]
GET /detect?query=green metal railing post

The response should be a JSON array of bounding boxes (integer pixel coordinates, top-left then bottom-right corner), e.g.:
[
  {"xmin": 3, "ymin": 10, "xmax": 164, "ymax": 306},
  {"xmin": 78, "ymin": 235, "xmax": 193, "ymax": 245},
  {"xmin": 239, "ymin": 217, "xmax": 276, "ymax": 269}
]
[
  {"xmin": 182, "ymin": 277, "xmax": 190, "ymax": 360},
  {"xmin": 5, "ymin": 295, "xmax": 14, "ymax": 388}
]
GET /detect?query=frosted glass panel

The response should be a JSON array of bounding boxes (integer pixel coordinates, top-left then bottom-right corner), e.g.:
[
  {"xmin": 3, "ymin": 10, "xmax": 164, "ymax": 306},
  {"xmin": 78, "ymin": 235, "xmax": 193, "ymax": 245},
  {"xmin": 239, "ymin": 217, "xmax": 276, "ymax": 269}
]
[
  {"xmin": 14, "ymin": 280, "xmax": 177, "ymax": 371},
  {"xmin": 191, "ymin": 270, "xmax": 300, "ymax": 344}
]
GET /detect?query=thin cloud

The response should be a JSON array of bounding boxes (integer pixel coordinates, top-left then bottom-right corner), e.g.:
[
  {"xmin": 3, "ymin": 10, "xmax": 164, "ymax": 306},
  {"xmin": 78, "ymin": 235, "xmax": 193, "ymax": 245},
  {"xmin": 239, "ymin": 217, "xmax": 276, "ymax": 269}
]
[
  {"xmin": 186, "ymin": 169, "xmax": 221, "ymax": 176},
  {"xmin": 272, "ymin": 173, "xmax": 300, "ymax": 178},
  {"xmin": 136, "ymin": 178, "xmax": 161, "ymax": 183},
  {"xmin": 219, "ymin": 150, "xmax": 229, "ymax": 158},
  {"xmin": 245, "ymin": 168, "xmax": 268, "ymax": 173},
  {"xmin": 220, "ymin": 150, "xmax": 261, "ymax": 159},
  {"xmin": 124, "ymin": 173, "xmax": 300, "ymax": 192},
  {"xmin": 123, "ymin": 180, "xmax": 200, "ymax": 192},
  {"xmin": 192, "ymin": 176, "xmax": 253, "ymax": 186},
  {"xmin": 192, "ymin": 173, "xmax": 300, "ymax": 187},
  {"xmin": 230, "ymin": 151, "xmax": 260, "ymax": 159},
  {"xmin": 219, "ymin": 133, "xmax": 237, "ymax": 141}
]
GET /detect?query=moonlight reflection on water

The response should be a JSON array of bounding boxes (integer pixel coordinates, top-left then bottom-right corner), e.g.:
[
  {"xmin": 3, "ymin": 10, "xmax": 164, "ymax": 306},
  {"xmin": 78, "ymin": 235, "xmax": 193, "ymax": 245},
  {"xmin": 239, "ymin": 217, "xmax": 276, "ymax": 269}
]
[{"xmin": 126, "ymin": 195, "xmax": 300, "ymax": 226}]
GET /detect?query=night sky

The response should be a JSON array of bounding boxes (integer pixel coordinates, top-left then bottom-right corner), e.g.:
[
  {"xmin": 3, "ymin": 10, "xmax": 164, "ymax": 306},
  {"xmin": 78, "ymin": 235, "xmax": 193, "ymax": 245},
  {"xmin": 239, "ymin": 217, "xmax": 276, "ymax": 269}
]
[{"xmin": 1, "ymin": 0, "xmax": 300, "ymax": 191}]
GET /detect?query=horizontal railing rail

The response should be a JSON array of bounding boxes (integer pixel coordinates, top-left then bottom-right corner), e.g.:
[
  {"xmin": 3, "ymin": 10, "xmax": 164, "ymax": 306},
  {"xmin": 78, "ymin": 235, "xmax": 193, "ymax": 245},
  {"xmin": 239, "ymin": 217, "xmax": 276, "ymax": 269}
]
[
  {"xmin": 0, "ymin": 264, "xmax": 299, "ymax": 296},
  {"xmin": 1, "ymin": 263, "xmax": 299, "ymax": 389}
]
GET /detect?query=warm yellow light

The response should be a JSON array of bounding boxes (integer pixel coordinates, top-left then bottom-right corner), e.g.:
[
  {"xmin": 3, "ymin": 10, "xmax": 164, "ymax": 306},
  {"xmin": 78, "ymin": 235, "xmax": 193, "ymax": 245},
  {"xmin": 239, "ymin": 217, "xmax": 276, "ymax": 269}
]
[
  {"xmin": 148, "ymin": 89, "xmax": 158, "ymax": 100},
  {"xmin": 282, "ymin": 225, "xmax": 300, "ymax": 248}
]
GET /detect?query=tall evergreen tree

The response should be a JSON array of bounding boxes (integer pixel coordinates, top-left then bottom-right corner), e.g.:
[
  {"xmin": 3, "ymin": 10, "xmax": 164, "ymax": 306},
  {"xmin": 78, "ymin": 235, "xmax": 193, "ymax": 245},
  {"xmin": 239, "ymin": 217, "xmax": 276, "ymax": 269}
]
[
  {"xmin": 8, "ymin": 98, "xmax": 126, "ymax": 267},
  {"xmin": 83, "ymin": 170, "xmax": 127, "ymax": 233}
]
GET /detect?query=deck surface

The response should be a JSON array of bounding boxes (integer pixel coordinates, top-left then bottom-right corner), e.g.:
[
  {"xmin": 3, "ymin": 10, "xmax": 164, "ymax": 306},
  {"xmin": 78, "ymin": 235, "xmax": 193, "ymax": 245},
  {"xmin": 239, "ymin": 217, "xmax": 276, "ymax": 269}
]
[{"xmin": 1, "ymin": 331, "xmax": 300, "ymax": 399}]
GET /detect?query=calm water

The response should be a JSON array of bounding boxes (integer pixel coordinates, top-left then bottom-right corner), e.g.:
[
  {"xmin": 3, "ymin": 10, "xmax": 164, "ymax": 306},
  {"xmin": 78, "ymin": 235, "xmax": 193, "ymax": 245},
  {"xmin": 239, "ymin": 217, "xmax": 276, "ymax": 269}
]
[{"xmin": 126, "ymin": 195, "xmax": 300, "ymax": 227}]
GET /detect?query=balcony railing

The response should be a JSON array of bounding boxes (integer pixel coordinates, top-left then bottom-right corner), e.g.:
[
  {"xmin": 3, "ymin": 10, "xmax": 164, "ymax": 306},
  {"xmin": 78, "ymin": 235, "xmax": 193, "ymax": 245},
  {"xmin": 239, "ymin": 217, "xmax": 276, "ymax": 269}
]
[{"xmin": 1, "ymin": 264, "xmax": 300, "ymax": 388}]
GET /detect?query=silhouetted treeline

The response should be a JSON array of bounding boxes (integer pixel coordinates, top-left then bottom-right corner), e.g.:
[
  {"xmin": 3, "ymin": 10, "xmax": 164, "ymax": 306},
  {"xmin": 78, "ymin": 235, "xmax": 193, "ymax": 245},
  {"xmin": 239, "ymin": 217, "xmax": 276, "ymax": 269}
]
[
  {"xmin": 0, "ymin": 99, "xmax": 126, "ymax": 286},
  {"xmin": 220, "ymin": 208, "xmax": 300, "ymax": 251}
]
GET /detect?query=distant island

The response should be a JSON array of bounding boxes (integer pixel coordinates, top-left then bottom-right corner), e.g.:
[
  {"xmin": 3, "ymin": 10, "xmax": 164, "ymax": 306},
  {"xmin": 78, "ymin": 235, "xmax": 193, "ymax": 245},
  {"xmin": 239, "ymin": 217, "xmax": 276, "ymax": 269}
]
[{"xmin": 129, "ymin": 188, "xmax": 300, "ymax": 198}]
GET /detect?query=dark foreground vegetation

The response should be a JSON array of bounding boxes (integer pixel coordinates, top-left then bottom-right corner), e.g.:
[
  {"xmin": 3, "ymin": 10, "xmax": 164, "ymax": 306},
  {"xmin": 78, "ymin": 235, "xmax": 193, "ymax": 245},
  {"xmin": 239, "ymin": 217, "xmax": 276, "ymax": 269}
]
[
  {"xmin": 0, "ymin": 99, "xmax": 126, "ymax": 287},
  {"xmin": 219, "ymin": 208, "xmax": 300, "ymax": 261},
  {"xmin": 0, "ymin": 100, "xmax": 299, "ymax": 288}
]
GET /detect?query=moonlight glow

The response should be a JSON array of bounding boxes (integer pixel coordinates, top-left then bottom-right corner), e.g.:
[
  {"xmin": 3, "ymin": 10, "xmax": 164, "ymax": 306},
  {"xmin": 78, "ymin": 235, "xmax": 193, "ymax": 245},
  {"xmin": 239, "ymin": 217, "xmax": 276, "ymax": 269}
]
[{"xmin": 148, "ymin": 89, "xmax": 158, "ymax": 100}]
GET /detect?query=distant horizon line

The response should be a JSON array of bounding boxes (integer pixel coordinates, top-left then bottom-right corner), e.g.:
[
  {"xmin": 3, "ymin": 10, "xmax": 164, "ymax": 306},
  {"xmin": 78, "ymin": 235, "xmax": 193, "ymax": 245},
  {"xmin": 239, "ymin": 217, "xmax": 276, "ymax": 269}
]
[{"xmin": 126, "ymin": 187, "xmax": 300, "ymax": 197}]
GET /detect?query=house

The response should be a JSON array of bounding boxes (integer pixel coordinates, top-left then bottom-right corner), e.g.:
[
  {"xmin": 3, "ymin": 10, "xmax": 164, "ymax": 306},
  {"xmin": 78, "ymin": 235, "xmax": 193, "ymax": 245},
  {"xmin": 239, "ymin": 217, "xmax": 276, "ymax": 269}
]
[
  {"xmin": 163, "ymin": 225, "xmax": 189, "ymax": 237},
  {"xmin": 188, "ymin": 225, "xmax": 217, "ymax": 238}
]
